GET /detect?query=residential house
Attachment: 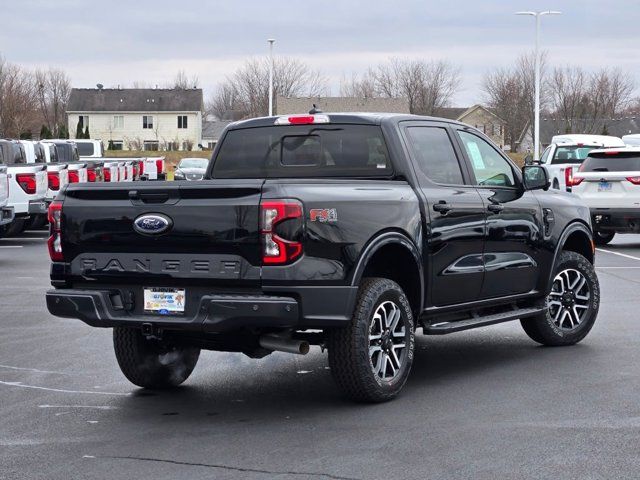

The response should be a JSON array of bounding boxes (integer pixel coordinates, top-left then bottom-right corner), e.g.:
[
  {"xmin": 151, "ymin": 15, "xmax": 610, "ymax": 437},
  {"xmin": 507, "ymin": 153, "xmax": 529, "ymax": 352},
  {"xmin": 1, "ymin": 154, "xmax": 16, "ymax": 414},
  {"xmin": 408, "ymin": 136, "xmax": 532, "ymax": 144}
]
[
  {"xmin": 435, "ymin": 105, "xmax": 507, "ymax": 148},
  {"xmin": 276, "ymin": 96, "xmax": 410, "ymax": 115},
  {"xmin": 201, "ymin": 120, "xmax": 233, "ymax": 150},
  {"xmin": 66, "ymin": 87, "xmax": 203, "ymax": 151}
]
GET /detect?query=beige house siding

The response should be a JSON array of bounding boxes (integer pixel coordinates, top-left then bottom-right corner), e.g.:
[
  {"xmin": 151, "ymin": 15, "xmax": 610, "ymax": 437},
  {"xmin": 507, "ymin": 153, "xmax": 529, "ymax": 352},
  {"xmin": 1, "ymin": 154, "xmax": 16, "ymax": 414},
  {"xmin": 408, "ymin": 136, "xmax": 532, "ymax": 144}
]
[
  {"xmin": 458, "ymin": 106, "xmax": 506, "ymax": 148},
  {"xmin": 277, "ymin": 96, "xmax": 410, "ymax": 115},
  {"xmin": 67, "ymin": 111, "xmax": 202, "ymax": 150}
]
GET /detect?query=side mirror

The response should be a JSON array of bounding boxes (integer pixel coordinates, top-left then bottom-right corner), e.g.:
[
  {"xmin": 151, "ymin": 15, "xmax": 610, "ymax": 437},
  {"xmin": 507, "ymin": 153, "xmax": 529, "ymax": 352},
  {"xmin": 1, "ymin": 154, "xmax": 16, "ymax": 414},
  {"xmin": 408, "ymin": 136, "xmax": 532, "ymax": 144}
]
[{"xmin": 522, "ymin": 165, "xmax": 550, "ymax": 191}]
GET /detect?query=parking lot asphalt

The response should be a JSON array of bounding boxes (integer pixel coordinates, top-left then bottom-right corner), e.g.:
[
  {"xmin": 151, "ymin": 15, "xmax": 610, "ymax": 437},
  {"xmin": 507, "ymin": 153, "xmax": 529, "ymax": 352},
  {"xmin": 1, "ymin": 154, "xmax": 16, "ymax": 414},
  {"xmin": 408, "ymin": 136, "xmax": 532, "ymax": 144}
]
[{"xmin": 2, "ymin": 231, "xmax": 640, "ymax": 480}]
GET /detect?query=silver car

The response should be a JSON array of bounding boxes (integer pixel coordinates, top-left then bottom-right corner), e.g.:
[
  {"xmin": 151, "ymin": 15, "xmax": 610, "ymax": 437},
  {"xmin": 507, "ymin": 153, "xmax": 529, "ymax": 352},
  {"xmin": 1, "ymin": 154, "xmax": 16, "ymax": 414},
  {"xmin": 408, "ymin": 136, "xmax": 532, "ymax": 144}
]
[{"xmin": 173, "ymin": 158, "xmax": 209, "ymax": 181}]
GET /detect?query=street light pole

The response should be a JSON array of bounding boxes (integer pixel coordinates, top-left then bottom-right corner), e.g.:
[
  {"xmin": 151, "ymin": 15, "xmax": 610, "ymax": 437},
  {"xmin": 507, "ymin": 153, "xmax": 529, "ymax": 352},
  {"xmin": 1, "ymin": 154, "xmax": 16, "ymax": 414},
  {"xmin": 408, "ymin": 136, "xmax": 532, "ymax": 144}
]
[
  {"xmin": 268, "ymin": 38, "xmax": 275, "ymax": 116},
  {"xmin": 515, "ymin": 10, "xmax": 561, "ymax": 160}
]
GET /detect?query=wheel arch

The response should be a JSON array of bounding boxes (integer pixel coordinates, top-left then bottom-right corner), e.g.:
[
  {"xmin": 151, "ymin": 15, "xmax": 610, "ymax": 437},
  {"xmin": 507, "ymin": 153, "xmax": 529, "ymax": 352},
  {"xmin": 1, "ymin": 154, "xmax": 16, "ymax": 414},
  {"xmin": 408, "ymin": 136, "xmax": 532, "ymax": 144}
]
[
  {"xmin": 546, "ymin": 221, "xmax": 594, "ymax": 291},
  {"xmin": 351, "ymin": 230, "xmax": 424, "ymax": 317}
]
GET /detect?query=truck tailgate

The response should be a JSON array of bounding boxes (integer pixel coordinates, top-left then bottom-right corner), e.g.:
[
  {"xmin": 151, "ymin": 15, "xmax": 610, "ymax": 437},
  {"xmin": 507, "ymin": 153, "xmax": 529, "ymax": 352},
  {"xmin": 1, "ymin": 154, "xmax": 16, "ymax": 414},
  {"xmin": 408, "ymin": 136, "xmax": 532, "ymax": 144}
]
[{"xmin": 61, "ymin": 180, "xmax": 263, "ymax": 286}]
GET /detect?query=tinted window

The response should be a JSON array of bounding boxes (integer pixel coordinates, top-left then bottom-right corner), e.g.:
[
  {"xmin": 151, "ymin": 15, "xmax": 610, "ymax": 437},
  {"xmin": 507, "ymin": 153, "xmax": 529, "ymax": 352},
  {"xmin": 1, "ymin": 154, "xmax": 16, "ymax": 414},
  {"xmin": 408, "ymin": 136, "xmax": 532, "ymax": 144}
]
[
  {"xmin": 49, "ymin": 145, "xmax": 59, "ymax": 163},
  {"xmin": 406, "ymin": 126, "xmax": 464, "ymax": 184},
  {"xmin": 212, "ymin": 125, "xmax": 392, "ymax": 179},
  {"xmin": 581, "ymin": 153, "xmax": 640, "ymax": 172},
  {"xmin": 77, "ymin": 142, "xmax": 94, "ymax": 156},
  {"xmin": 34, "ymin": 144, "xmax": 46, "ymax": 163},
  {"xmin": 551, "ymin": 146, "xmax": 598, "ymax": 165},
  {"xmin": 12, "ymin": 144, "xmax": 26, "ymax": 164},
  {"xmin": 458, "ymin": 130, "xmax": 515, "ymax": 187}
]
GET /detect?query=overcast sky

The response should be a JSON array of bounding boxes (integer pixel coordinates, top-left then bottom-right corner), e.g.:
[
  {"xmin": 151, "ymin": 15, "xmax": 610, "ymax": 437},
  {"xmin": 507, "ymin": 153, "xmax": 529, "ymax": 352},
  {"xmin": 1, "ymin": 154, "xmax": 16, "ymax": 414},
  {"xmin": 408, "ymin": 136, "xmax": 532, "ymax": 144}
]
[{"xmin": 3, "ymin": 0, "xmax": 639, "ymax": 106}]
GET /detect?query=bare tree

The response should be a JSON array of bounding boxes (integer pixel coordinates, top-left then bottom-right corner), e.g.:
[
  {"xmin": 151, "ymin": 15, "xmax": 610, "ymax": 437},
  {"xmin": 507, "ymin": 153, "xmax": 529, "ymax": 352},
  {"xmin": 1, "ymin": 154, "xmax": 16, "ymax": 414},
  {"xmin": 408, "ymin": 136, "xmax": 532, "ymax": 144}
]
[
  {"xmin": 339, "ymin": 72, "xmax": 377, "ymax": 98},
  {"xmin": 171, "ymin": 69, "xmax": 200, "ymax": 90},
  {"xmin": 368, "ymin": 58, "xmax": 461, "ymax": 115},
  {"xmin": 34, "ymin": 67, "xmax": 71, "ymax": 137},
  {"xmin": 209, "ymin": 57, "xmax": 327, "ymax": 119},
  {"xmin": 0, "ymin": 59, "xmax": 40, "ymax": 138}
]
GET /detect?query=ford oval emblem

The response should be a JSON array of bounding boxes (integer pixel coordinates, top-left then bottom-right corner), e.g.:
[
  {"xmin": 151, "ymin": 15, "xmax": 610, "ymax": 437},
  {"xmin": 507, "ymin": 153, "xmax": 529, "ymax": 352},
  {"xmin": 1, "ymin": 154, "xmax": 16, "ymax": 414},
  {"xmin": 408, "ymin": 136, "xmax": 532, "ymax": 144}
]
[{"xmin": 133, "ymin": 214, "xmax": 172, "ymax": 235}]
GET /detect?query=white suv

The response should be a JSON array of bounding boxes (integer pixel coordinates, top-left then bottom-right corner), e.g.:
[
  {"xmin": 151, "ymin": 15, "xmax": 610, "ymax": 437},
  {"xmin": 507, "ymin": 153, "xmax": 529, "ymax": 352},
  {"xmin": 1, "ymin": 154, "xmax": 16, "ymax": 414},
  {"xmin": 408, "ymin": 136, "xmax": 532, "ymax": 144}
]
[
  {"xmin": 572, "ymin": 147, "xmax": 640, "ymax": 245},
  {"xmin": 538, "ymin": 134, "xmax": 625, "ymax": 191}
]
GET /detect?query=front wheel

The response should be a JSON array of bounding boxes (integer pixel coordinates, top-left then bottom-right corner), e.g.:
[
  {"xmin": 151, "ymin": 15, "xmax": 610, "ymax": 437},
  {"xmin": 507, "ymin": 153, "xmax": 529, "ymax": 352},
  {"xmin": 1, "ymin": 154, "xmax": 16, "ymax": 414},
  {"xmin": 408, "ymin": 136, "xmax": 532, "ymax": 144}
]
[
  {"xmin": 594, "ymin": 230, "xmax": 615, "ymax": 246},
  {"xmin": 327, "ymin": 277, "xmax": 415, "ymax": 402},
  {"xmin": 521, "ymin": 250, "xmax": 600, "ymax": 346},
  {"xmin": 113, "ymin": 327, "xmax": 200, "ymax": 389}
]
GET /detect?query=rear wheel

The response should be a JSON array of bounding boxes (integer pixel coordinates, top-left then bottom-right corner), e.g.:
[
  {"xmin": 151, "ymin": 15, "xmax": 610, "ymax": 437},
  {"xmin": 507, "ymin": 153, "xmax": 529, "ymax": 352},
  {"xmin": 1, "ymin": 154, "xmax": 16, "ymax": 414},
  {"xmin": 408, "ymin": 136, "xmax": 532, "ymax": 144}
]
[
  {"xmin": 327, "ymin": 277, "xmax": 415, "ymax": 402},
  {"xmin": 521, "ymin": 250, "xmax": 599, "ymax": 346},
  {"xmin": 594, "ymin": 230, "xmax": 615, "ymax": 246},
  {"xmin": 113, "ymin": 327, "xmax": 200, "ymax": 389}
]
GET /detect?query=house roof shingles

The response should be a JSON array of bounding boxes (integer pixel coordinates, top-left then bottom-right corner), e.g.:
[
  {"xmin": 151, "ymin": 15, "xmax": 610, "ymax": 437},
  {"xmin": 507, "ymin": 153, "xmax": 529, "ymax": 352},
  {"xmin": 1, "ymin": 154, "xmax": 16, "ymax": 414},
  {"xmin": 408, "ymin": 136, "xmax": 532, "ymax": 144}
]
[
  {"xmin": 67, "ymin": 88, "xmax": 203, "ymax": 112},
  {"xmin": 202, "ymin": 120, "xmax": 232, "ymax": 140}
]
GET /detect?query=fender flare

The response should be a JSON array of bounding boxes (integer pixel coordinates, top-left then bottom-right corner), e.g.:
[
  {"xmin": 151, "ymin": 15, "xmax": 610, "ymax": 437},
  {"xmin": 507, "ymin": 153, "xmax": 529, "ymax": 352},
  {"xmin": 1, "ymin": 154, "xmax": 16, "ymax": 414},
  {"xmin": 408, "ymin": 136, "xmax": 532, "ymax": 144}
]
[
  {"xmin": 546, "ymin": 221, "xmax": 593, "ymax": 292},
  {"xmin": 350, "ymin": 231, "xmax": 425, "ymax": 311}
]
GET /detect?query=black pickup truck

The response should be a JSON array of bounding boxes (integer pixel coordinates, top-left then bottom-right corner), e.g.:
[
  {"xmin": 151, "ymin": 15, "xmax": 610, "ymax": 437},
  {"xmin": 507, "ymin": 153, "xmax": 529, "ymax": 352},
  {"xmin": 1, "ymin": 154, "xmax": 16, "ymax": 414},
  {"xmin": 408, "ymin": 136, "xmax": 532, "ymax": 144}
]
[{"xmin": 46, "ymin": 113, "xmax": 600, "ymax": 402}]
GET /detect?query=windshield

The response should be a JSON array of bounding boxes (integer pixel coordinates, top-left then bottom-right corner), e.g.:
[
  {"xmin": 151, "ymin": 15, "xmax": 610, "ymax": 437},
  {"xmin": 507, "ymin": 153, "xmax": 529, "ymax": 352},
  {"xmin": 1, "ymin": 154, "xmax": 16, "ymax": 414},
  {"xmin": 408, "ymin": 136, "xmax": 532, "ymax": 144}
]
[
  {"xmin": 580, "ymin": 153, "xmax": 640, "ymax": 172},
  {"xmin": 76, "ymin": 142, "xmax": 94, "ymax": 156},
  {"xmin": 212, "ymin": 124, "xmax": 392, "ymax": 179},
  {"xmin": 179, "ymin": 158, "xmax": 209, "ymax": 169},
  {"xmin": 551, "ymin": 146, "xmax": 599, "ymax": 165}
]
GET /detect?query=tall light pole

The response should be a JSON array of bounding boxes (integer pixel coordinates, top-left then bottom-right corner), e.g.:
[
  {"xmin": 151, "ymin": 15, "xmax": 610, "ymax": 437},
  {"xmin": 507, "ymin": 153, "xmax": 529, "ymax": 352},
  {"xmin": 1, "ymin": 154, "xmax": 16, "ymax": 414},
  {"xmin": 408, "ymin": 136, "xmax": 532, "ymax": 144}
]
[
  {"xmin": 515, "ymin": 10, "xmax": 561, "ymax": 160},
  {"xmin": 268, "ymin": 38, "xmax": 275, "ymax": 116}
]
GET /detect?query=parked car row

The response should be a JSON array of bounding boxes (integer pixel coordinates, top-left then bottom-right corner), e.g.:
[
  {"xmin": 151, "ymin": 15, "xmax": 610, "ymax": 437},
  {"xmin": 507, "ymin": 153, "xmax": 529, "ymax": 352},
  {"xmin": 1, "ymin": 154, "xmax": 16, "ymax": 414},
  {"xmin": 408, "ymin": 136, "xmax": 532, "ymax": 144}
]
[
  {"xmin": 0, "ymin": 138, "xmax": 167, "ymax": 237},
  {"xmin": 531, "ymin": 133, "xmax": 640, "ymax": 245}
]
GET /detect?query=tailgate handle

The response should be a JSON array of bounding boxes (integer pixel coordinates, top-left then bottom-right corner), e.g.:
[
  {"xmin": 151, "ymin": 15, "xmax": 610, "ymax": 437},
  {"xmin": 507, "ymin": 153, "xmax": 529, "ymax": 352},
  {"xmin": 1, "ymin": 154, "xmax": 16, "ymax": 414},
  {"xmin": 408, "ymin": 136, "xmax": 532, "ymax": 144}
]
[{"xmin": 129, "ymin": 190, "xmax": 171, "ymax": 204}]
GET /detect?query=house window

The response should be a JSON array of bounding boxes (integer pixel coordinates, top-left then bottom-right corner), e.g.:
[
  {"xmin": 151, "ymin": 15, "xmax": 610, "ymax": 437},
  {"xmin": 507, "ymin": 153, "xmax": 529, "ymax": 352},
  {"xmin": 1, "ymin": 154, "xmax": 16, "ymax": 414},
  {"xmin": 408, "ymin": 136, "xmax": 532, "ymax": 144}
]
[
  {"xmin": 166, "ymin": 141, "xmax": 179, "ymax": 151},
  {"xmin": 113, "ymin": 116, "xmax": 124, "ymax": 129},
  {"xmin": 143, "ymin": 141, "xmax": 159, "ymax": 151},
  {"xmin": 177, "ymin": 115, "xmax": 188, "ymax": 129},
  {"xmin": 79, "ymin": 115, "xmax": 89, "ymax": 129},
  {"xmin": 109, "ymin": 140, "xmax": 124, "ymax": 150},
  {"xmin": 207, "ymin": 141, "xmax": 216, "ymax": 150},
  {"xmin": 143, "ymin": 115, "xmax": 154, "ymax": 129}
]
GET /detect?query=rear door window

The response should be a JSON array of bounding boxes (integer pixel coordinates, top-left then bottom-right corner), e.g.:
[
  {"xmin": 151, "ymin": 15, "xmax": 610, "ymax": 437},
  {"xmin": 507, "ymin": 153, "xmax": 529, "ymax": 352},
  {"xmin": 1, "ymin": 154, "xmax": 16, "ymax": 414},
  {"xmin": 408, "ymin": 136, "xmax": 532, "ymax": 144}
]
[
  {"xmin": 406, "ymin": 126, "xmax": 465, "ymax": 185},
  {"xmin": 212, "ymin": 125, "xmax": 392, "ymax": 178},
  {"xmin": 551, "ymin": 146, "xmax": 598, "ymax": 165}
]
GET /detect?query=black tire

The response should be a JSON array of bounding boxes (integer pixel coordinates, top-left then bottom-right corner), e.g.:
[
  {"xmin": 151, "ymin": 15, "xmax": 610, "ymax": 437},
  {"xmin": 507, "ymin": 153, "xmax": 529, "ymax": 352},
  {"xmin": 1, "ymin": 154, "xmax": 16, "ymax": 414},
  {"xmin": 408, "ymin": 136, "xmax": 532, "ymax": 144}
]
[
  {"xmin": 113, "ymin": 327, "xmax": 200, "ymax": 389},
  {"xmin": 327, "ymin": 277, "xmax": 415, "ymax": 402},
  {"xmin": 594, "ymin": 230, "xmax": 615, "ymax": 246},
  {"xmin": 3, "ymin": 218, "xmax": 25, "ymax": 237},
  {"xmin": 521, "ymin": 250, "xmax": 600, "ymax": 346}
]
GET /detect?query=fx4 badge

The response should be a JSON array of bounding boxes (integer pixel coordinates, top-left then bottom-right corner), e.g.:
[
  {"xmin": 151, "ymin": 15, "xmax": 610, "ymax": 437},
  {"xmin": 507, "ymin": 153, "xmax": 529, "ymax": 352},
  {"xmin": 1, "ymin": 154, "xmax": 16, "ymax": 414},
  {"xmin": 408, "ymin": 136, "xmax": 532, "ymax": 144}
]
[{"xmin": 310, "ymin": 208, "xmax": 338, "ymax": 223}]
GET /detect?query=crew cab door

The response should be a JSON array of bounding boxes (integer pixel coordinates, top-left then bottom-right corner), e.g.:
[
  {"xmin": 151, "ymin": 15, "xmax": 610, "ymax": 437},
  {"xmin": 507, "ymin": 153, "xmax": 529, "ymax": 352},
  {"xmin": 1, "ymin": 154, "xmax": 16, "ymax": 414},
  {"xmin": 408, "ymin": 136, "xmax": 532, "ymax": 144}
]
[
  {"xmin": 401, "ymin": 122, "xmax": 485, "ymax": 306},
  {"xmin": 454, "ymin": 128, "xmax": 543, "ymax": 299}
]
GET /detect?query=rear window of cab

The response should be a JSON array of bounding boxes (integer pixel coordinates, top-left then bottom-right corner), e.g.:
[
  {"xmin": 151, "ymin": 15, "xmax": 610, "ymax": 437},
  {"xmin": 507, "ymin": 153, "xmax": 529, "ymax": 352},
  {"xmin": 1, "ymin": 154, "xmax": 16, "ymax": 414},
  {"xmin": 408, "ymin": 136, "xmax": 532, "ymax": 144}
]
[{"xmin": 212, "ymin": 124, "xmax": 392, "ymax": 178}]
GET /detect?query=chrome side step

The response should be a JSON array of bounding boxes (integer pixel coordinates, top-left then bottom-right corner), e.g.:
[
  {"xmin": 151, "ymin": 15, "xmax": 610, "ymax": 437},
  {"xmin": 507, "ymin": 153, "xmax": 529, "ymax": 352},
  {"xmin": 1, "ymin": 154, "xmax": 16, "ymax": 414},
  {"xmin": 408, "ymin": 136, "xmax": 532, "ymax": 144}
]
[{"xmin": 423, "ymin": 307, "xmax": 544, "ymax": 335}]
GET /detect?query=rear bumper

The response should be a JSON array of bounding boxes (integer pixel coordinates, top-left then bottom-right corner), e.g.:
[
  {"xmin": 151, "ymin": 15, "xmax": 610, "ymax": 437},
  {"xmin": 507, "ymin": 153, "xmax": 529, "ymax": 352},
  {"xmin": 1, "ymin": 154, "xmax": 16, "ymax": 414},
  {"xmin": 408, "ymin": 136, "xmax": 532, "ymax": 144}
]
[
  {"xmin": 591, "ymin": 208, "xmax": 640, "ymax": 233},
  {"xmin": 46, "ymin": 285, "xmax": 358, "ymax": 332},
  {"xmin": 0, "ymin": 206, "xmax": 14, "ymax": 226},
  {"xmin": 46, "ymin": 289, "xmax": 300, "ymax": 333},
  {"xmin": 28, "ymin": 200, "xmax": 48, "ymax": 215}
]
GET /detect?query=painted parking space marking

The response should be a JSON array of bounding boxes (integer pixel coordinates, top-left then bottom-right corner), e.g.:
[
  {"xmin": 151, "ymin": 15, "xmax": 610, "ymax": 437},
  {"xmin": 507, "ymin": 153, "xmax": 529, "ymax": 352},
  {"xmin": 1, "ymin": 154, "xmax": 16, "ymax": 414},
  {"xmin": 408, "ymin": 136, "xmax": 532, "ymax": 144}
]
[
  {"xmin": 0, "ymin": 246, "xmax": 23, "ymax": 249},
  {"xmin": 0, "ymin": 380, "xmax": 131, "ymax": 396},
  {"xmin": 596, "ymin": 248, "xmax": 640, "ymax": 262}
]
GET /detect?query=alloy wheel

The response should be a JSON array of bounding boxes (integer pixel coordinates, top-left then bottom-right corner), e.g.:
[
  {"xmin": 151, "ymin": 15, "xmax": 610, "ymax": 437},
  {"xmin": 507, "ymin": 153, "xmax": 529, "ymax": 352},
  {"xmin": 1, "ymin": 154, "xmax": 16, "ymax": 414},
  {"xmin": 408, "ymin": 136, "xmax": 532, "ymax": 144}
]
[
  {"xmin": 369, "ymin": 301, "xmax": 407, "ymax": 380},
  {"xmin": 548, "ymin": 268, "xmax": 591, "ymax": 330}
]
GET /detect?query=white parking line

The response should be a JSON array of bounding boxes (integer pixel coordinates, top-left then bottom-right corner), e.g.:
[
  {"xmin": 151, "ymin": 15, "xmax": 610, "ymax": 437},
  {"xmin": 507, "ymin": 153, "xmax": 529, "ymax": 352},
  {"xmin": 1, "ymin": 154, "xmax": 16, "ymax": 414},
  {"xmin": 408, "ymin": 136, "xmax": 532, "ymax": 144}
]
[
  {"xmin": 596, "ymin": 248, "xmax": 640, "ymax": 262},
  {"xmin": 0, "ymin": 380, "xmax": 131, "ymax": 396},
  {"xmin": 0, "ymin": 246, "xmax": 23, "ymax": 249},
  {"xmin": 0, "ymin": 237, "xmax": 46, "ymax": 241},
  {"xmin": 596, "ymin": 266, "xmax": 640, "ymax": 269}
]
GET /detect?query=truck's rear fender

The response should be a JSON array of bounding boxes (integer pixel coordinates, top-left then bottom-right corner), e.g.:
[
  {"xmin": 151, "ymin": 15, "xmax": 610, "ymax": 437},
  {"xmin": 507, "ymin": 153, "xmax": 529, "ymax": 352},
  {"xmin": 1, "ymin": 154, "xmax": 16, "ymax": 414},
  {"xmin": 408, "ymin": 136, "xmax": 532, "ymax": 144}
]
[{"xmin": 351, "ymin": 230, "xmax": 424, "ymax": 317}]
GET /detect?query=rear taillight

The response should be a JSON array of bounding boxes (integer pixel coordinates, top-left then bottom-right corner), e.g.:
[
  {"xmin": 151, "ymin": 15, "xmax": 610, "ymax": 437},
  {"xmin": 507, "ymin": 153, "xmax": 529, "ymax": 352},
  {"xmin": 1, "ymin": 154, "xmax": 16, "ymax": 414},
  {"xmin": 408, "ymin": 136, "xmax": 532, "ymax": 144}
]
[
  {"xmin": 571, "ymin": 176, "xmax": 584, "ymax": 186},
  {"xmin": 156, "ymin": 159, "xmax": 164, "ymax": 174},
  {"xmin": 627, "ymin": 176, "xmax": 640, "ymax": 185},
  {"xmin": 47, "ymin": 201, "xmax": 64, "ymax": 262},
  {"xmin": 87, "ymin": 168, "xmax": 96, "ymax": 182},
  {"xmin": 16, "ymin": 173, "xmax": 36, "ymax": 194},
  {"xmin": 104, "ymin": 169, "xmax": 111, "ymax": 182},
  {"xmin": 68, "ymin": 170, "xmax": 79, "ymax": 183},
  {"xmin": 260, "ymin": 199, "xmax": 303, "ymax": 265},
  {"xmin": 275, "ymin": 114, "xmax": 330, "ymax": 125},
  {"xmin": 565, "ymin": 167, "xmax": 576, "ymax": 189},
  {"xmin": 47, "ymin": 171, "xmax": 60, "ymax": 191},
  {"xmin": 139, "ymin": 161, "xmax": 145, "ymax": 176},
  {"xmin": 133, "ymin": 165, "xmax": 139, "ymax": 177}
]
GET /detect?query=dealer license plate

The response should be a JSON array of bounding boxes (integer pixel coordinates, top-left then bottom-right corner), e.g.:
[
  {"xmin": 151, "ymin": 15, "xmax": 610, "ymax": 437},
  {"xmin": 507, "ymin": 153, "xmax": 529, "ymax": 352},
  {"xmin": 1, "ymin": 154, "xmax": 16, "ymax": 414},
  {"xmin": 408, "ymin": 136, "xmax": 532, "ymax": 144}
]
[
  {"xmin": 598, "ymin": 181, "xmax": 612, "ymax": 192},
  {"xmin": 143, "ymin": 287, "xmax": 186, "ymax": 315}
]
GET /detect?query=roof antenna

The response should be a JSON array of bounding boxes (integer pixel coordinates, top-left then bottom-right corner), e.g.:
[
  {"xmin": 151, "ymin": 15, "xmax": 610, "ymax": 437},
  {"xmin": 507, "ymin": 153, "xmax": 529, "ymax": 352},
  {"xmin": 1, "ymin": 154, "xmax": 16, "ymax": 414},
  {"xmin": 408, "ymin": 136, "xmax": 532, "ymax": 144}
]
[{"xmin": 309, "ymin": 104, "xmax": 322, "ymax": 114}]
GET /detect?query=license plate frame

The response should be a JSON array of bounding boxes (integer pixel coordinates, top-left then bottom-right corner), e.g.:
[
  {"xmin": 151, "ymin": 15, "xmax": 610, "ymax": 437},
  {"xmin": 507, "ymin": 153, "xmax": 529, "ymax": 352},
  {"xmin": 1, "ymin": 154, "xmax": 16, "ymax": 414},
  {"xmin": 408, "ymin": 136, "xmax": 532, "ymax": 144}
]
[
  {"xmin": 143, "ymin": 287, "xmax": 186, "ymax": 315},
  {"xmin": 598, "ymin": 181, "xmax": 612, "ymax": 192}
]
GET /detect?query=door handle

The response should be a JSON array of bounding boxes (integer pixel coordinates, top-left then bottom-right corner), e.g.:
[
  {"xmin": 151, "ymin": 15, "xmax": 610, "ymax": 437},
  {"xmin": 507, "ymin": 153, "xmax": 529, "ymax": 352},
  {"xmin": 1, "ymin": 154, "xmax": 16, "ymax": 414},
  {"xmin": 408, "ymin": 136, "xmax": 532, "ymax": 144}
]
[
  {"xmin": 433, "ymin": 201, "xmax": 452, "ymax": 214},
  {"xmin": 487, "ymin": 203, "xmax": 504, "ymax": 213}
]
